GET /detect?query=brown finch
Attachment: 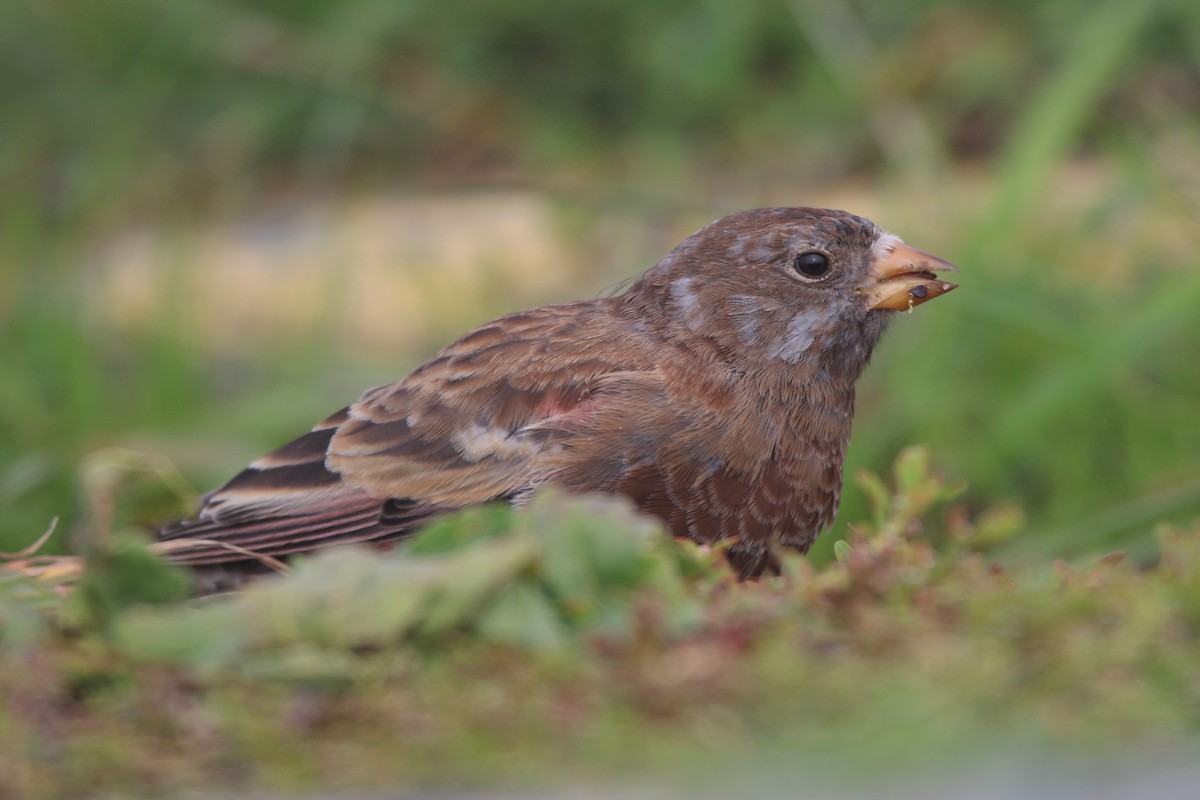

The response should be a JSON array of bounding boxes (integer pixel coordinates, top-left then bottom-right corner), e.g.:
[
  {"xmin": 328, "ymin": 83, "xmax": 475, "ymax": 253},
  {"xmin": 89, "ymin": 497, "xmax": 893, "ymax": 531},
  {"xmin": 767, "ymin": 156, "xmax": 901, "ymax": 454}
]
[{"xmin": 160, "ymin": 207, "xmax": 956, "ymax": 585}]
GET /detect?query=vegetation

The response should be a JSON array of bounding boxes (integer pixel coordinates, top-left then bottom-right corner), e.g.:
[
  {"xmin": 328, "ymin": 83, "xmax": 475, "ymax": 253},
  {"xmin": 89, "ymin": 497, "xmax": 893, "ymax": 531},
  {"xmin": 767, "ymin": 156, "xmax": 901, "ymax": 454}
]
[
  {"xmin": 1, "ymin": 0, "xmax": 1199, "ymax": 795},
  {"xmin": 3, "ymin": 450, "xmax": 1199, "ymax": 797}
]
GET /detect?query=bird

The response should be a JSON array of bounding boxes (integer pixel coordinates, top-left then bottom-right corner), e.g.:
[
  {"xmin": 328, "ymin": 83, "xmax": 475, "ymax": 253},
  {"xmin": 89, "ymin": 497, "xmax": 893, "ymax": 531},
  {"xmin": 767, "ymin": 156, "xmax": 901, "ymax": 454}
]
[{"xmin": 159, "ymin": 206, "xmax": 956, "ymax": 588}]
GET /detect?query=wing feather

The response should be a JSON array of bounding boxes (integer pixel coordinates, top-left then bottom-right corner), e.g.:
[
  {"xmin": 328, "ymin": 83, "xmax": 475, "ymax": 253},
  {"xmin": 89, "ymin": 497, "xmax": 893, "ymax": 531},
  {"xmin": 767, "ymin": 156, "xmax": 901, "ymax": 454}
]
[{"xmin": 160, "ymin": 300, "xmax": 662, "ymax": 570}]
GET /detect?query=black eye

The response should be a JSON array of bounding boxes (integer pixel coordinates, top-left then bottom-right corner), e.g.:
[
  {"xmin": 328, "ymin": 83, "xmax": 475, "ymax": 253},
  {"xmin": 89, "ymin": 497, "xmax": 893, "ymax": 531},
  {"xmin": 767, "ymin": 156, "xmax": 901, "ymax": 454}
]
[{"xmin": 793, "ymin": 251, "xmax": 831, "ymax": 280}]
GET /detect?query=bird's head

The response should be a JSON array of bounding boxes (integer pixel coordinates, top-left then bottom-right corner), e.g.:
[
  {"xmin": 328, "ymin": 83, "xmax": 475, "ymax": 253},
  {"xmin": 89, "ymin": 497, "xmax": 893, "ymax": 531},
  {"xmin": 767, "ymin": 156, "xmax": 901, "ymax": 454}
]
[{"xmin": 629, "ymin": 207, "xmax": 957, "ymax": 379}]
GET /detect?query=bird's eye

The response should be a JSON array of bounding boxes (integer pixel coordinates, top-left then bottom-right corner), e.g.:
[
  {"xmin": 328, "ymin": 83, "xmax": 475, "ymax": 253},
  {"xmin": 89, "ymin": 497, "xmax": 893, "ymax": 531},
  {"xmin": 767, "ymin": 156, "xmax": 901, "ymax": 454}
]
[{"xmin": 793, "ymin": 251, "xmax": 831, "ymax": 280}]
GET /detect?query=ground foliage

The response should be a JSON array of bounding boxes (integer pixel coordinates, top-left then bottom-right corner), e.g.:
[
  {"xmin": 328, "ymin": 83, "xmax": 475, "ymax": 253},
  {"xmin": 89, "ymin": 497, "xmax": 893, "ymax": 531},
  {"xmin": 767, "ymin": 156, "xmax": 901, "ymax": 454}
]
[
  {"xmin": 3, "ymin": 4, "xmax": 1199, "ymax": 796},
  {"xmin": 4, "ymin": 0, "xmax": 1200, "ymax": 561},
  {"xmin": 1, "ymin": 448, "xmax": 1197, "ymax": 798}
]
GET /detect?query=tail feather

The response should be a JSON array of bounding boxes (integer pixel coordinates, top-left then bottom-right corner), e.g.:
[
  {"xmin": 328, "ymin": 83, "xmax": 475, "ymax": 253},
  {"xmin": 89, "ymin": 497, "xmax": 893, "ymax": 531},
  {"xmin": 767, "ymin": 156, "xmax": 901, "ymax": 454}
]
[
  {"xmin": 159, "ymin": 495, "xmax": 441, "ymax": 566},
  {"xmin": 158, "ymin": 406, "xmax": 446, "ymax": 568}
]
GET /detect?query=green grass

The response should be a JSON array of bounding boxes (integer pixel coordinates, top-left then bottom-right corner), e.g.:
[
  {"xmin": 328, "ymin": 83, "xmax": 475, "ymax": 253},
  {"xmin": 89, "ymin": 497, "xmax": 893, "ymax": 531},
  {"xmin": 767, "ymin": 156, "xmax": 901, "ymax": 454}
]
[
  {"xmin": 4, "ymin": 0, "xmax": 1199, "ymax": 558},
  {"xmin": 2, "ymin": 451, "xmax": 1198, "ymax": 798},
  {"xmin": 2, "ymin": 2, "xmax": 1200, "ymax": 793}
]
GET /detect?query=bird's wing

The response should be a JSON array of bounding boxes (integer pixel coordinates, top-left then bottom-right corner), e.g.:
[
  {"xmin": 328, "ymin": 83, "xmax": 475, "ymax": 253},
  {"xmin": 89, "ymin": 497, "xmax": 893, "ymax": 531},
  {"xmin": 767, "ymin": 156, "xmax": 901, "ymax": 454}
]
[
  {"xmin": 157, "ymin": 406, "xmax": 434, "ymax": 565},
  {"xmin": 327, "ymin": 302, "xmax": 655, "ymax": 505},
  {"xmin": 160, "ymin": 302, "xmax": 656, "ymax": 564}
]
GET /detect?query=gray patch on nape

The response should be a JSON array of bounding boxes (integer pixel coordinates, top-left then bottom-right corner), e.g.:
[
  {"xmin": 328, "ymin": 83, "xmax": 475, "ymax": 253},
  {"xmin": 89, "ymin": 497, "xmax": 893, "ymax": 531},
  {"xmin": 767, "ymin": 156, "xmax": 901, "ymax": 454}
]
[
  {"xmin": 669, "ymin": 276, "xmax": 704, "ymax": 329},
  {"xmin": 767, "ymin": 309, "xmax": 834, "ymax": 363}
]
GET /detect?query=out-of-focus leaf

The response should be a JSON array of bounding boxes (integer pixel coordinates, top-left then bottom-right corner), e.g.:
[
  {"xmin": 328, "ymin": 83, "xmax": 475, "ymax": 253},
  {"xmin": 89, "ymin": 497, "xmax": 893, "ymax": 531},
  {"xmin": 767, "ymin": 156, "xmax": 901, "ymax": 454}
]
[
  {"xmin": 833, "ymin": 540, "xmax": 853, "ymax": 564},
  {"xmin": 68, "ymin": 532, "xmax": 192, "ymax": 628},
  {"xmin": 0, "ymin": 577, "xmax": 50, "ymax": 645},
  {"xmin": 569, "ymin": 502, "xmax": 657, "ymax": 587},
  {"xmin": 532, "ymin": 492, "xmax": 657, "ymax": 591},
  {"xmin": 971, "ymin": 501, "xmax": 1027, "ymax": 549},
  {"xmin": 636, "ymin": 556, "xmax": 706, "ymax": 638},
  {"xmin": 249, "ymin": 549, "xmax": 449, "ymax": 647},
  {"xmin": 404, "ymin": 504, "xmax": 515, "ymax": 555},
  {"xmin": 894, "ymin": 445, "xmax": 933, "ymax": 497},
  {"xmin": 476, "ymin": 581, "xmax": 570, "ymax": 652},
  {"xmin": 418, "ymin": 535, "xmax": 539, "ymax": 636},
  {"xmin": 538, "ymin": 509, "xmax": 602, "ymax": 611},
  {"xmin": 236, "ymin": 645, "xmax": 362, "ymax": 688},
  {"xmin": 855, "ymin": 468, "xmax": 891, "ymax": 530},
  {"xmin": 115, "ymin": 603, "xmax": 244, "ymax": 667}
]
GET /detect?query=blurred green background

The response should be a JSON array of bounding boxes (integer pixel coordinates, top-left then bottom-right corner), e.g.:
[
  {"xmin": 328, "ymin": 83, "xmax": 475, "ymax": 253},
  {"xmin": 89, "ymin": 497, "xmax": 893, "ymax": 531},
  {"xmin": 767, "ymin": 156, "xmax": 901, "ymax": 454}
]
[{"xmin": 2, "ymin": 0, "xmax": 1198, "ymax": 561}]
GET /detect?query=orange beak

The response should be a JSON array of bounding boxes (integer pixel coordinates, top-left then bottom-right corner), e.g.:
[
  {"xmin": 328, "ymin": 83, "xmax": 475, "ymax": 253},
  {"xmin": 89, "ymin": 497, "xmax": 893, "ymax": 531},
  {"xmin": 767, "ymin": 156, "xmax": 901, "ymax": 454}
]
[{"xmin": 862, "ymin": 242, "xmax": 958, "ymax": 311}]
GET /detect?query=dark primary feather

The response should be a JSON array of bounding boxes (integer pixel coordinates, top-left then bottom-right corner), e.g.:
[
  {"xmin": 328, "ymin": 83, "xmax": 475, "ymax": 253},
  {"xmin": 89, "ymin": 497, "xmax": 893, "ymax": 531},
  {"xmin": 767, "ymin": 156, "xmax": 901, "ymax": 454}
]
[{"xmin": 160, "ymin": 206, "xmax": 956, "ymax": 584}]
